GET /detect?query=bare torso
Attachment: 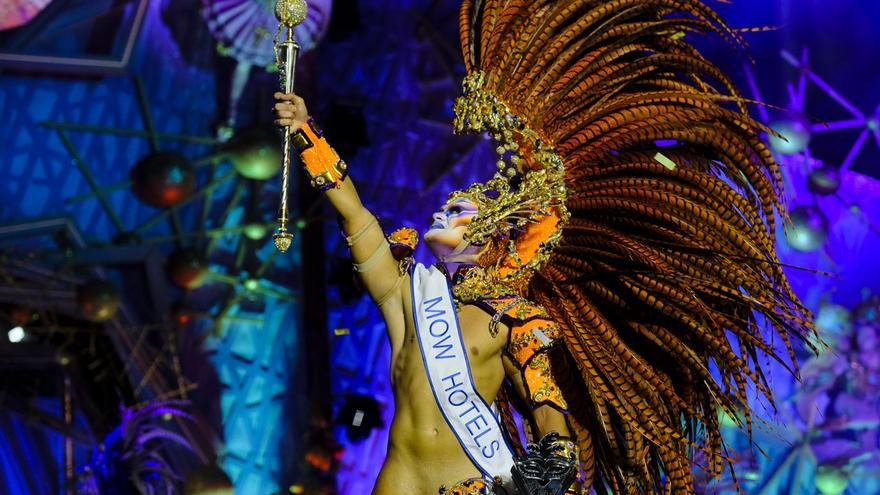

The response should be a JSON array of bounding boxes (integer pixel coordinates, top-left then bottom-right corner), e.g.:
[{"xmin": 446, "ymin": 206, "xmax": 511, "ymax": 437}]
[{"xmin": 372, "ymin": 274, "xmax": 510, "ymax": 495}]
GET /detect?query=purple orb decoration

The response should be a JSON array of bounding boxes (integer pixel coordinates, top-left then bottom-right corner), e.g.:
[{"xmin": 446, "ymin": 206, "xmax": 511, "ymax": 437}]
[
  {"xmin": 130, "ymin": 152, "xmax": 196, "ymax": 208},
  {"xmin": 808, "ymin": 165, "xmax": 842, "ymax": 196},
  {"xmin": 167, "ymin": 249, "xmax": 209, "ymax": 290},
  {"xmin": 76, "ymin": 279, "xmax": 120, "ymax": 322},
  {"xmin": 785, "ymin": 205, "xmax": 828, "ymax": 252},
  {"xmin": 225, "ymin": 127, "xmax": 282, "ymax": 180},
  {"xmin": 202, "ymin": 0, "xmax": 333, "ymax": 67},
  {"xmin": 853, "ymin": 295, "xmax": 880, "ymax": 324}
]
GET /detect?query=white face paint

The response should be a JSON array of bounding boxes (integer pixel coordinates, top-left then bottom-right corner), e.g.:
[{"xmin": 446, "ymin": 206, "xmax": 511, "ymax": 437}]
[{"xmin": 423, "ymin": 198, "xmax": 481, "ymax": 261}]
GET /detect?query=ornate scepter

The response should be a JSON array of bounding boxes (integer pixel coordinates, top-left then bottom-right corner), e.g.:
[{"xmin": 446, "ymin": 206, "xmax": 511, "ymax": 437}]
[{"xmin": 273, "ymin": 0, "xmax": 308, "ymax": 253}]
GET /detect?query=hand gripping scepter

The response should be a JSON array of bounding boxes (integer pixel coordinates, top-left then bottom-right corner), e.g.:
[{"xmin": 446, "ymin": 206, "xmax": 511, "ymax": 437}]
[{"xmin": 273, "ymin": 0, "xmax": 308, "ymax": 253}]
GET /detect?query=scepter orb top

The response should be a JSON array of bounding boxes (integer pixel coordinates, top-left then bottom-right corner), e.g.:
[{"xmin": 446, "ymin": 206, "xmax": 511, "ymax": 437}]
[{"xmin": 275, "ymin": 0, "xmax": 308, "ymax": 27}]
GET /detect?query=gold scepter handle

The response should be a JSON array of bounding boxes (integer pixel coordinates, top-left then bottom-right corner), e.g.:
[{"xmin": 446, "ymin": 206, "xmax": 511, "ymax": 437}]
[{"xmin": 273, "ymin": 0, "xmax": 308, "ymax": 253}]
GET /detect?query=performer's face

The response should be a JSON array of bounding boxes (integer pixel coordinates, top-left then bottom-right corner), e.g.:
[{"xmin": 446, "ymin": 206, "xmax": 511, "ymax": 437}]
[{"xmin": 424, "ymin": 198, "xmax": 479, "ymax": 257}]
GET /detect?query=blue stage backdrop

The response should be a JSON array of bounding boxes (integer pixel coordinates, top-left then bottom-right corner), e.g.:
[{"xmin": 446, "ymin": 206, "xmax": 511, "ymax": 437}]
[
  {"xmin": 1, "ymin": 0, "xmax": 304, "ymax": 493},
  {"xmin": 1, "ymin": 0, "xmax": 879, "ymax": 494}
]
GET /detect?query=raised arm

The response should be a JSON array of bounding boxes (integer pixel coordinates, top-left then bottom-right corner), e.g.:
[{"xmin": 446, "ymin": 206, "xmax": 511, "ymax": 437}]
[{"xmin": 274, "ymin": 93, "xmax": 406, "ymax": 332}]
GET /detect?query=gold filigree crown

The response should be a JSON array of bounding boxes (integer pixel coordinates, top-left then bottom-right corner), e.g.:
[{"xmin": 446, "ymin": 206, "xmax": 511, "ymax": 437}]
[{"xmin": 449, "ymin": 71, "xmax": 570, "ymax": 301}]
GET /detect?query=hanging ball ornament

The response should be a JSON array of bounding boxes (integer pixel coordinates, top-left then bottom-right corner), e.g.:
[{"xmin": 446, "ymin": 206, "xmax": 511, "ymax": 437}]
[
  {"xmin": 166, "ymin": 249, "xmax": 209, "ymax": 290},
  {"xmin": 808, "ymin": 165, "xmax": 841, "ymax": 196},
  {"xmin": 130, "ymin": 152, "xmax": 196, "ymax": 208},
  {"xmin": 815, "ymin": 466, "xmax": 848, "ymax": 495},
  {"xmin": 225, "ymin": 128, "xmax": 282, "ymax": 180},
  {"xmin": 785, "ymin": 205, "xmax": 828, "ymax": 253},
  {"xmin": 9, "ymin": 306, "xmax": 35, "ymax": 326},
  {"xmin": 76, "ymin": 279, "xmax": 121, "ymax": 322},
  {"xmin": 769, "ymin": 120, "xmax": 811, "ymax": 155},
  {"xmin": 853, "ymin": 294, "xmax": 880, "ymax": 325}
]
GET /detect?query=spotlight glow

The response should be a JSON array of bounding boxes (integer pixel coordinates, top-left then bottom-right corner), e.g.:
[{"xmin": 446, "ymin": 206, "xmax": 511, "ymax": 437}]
[{"xmin": 8, "ymin": 326, "xmax": 25, "ymax": 343}]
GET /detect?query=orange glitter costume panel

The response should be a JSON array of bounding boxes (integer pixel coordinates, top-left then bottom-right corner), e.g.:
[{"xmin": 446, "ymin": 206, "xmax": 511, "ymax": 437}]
[
  {"xmin": 477, "ymin": 297, "xmax": 567, "ymax": 412},
  {"xmin": 291, "ymin": 117, "xmax": 347, "ymax": 190}
]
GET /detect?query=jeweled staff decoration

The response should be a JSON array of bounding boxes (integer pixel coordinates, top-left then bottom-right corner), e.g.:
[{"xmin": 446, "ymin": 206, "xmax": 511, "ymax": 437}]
[{"xmin": 272, "ymin": 0, "xmax": 308, "ymax": 253}]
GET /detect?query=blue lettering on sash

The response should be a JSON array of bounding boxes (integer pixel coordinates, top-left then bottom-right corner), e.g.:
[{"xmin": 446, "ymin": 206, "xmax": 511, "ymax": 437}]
[
  {"xmin": 424, "ymin": 296, "xmax": 445, "ymax": 320},
  {"xmin": 442, "ymin": 372, "xmax": 464, "ymax": 392},
  {"xmin": 416, "ymin": 268, "xmax": 513, "ymax": 474},
  {"xmin": 481, "ymin": 440, "xmax": 500, "ymax": 458},
  {"xmin": 431, "ymin": 333, "xmax": 455, "ymax": 360},
  {"xmin": 439, "ymin": 372, "xmax": 496, "ymax": 460}
]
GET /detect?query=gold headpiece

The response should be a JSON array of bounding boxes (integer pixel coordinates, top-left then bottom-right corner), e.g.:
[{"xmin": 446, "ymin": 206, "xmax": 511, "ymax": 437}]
[{"xmin": 449, "ymin": 71, "xmax": 569, "ymax": 301}]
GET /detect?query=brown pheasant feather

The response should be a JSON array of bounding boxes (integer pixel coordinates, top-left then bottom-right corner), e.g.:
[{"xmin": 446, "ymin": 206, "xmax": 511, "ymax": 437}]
[{"xmin": 457, "ymin": 1, "xmax": 814, "ymax": 493}]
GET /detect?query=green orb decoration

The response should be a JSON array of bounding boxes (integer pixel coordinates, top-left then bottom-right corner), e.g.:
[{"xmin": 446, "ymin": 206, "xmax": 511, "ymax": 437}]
[
  {"xmin": 244, "ymin": 278, "xmax": 260, "ymax": 291},
  {"xmin": 785, "ymin": 205, "xmax": 828, "ymax": 253},
  {"xmin": 226, "ymin": 128, "xmax": 282, "ymax": 180},
  {"xmin": 243, "ymin": 222, "xmax": 269, "ymax": 240},
  {"xmin": 816, "ymin": 466, "xmax": 848, "ymax": 495},
  {"xmin": 769, "ymin": 120, "xmax": 811, "ymax": 155}
]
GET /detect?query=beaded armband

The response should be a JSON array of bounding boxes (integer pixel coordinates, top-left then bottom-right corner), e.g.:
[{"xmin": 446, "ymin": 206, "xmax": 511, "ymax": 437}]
[{"xmin": 291, "ymin": 117, "xmax": 348, "ymax": 191}]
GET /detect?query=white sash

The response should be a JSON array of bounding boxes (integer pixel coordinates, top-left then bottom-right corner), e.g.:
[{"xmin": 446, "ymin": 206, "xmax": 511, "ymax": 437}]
[{"xmin": 411, "ymin": 264, "xmax": 516, "ymax": 484}]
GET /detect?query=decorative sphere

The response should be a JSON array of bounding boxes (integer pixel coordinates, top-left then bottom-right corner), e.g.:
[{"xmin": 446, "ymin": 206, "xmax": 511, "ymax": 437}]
[
  {"xmin": 130, "ymin": 152, "xmax": 196, "ymax": 208},
  {"xmin": 243, "ymin": 222, "xmax": 269, "ymax": 240},
  {"xmin": 275, "ymin": 0, "xmax": 308, "ymax": 26},
  {"xmin": 814, "ymin": 303, "xmax": 852, "ymax": 346},
  {"xmin": 183, "ymin": 463, "xmax": 233, "ymax": 495},
  {"xmin": 9, "ymin": 306, "xmax": 34, "ymax": 326},
  {"xmin": 243, "ymin": 278, "xmax": 260, "ymax": 291},
  {"xmin": 76, "ymin": 279, "xmax": 120, "ymax": 322},
  {"xmin": 785, "ymin": 205, "xmax": 828, "ymax": 252},
  {"xmin": 769, "ymin": 120, "xmax": 811, "ymax": 155},
  {"xmin": 853, "ymin": 294, "xmax": 880, "ymax": 324},
  {"xmin": 815, "ymin": 466, "xmax": 848, "ymax": 495},
  {"xmin": 807, "ymin": 165, "xmax": 841, "ymax": 196},
  {"xmin": 166, "ymin": 249, "xmax": 209, "ymax": 290},
  {"xmin": 225, "ymin": 128, "xmax": 282, "ymax": 180}
]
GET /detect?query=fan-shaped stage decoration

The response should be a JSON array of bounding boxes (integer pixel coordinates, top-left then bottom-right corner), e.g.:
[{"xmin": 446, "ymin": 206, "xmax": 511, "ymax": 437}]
[
  {"xmin": 202, "ymin": 0, "xmax": 332, "ymax": 67},
  {"xmin": 0, "ymin": 0, "xmax": 53, "ymax": 31}
]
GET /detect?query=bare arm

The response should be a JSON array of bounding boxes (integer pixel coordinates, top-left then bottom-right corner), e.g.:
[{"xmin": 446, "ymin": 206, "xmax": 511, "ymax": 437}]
[{"xmin": 275, "ymin": 93, "xmax": 406, "ymax": 334}]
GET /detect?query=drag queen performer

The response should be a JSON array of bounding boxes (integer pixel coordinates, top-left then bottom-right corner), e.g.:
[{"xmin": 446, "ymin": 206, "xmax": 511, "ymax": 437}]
[{"xmin": 274, "ymin": 1, "xmax": 814, "ymax": 493}]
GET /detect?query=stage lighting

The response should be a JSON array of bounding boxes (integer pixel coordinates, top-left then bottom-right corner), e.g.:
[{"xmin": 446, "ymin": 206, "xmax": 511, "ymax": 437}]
[
  {"xmin": 7, "ymin": 326, "xmax": 25, "ymax": 343},
  {"xmin": 336, "ymin": 394, "xmax": 382, "ymax": 442}
]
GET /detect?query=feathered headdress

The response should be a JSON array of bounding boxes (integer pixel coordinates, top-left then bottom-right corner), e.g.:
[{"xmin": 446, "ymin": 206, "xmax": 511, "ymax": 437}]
[{"xmin": 450, "ymin": 1, "xmax": 815, "ymax": 493}]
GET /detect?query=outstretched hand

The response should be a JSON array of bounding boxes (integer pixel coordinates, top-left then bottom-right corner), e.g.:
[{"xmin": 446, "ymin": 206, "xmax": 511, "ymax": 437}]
[{"xmin": 274, "ymin": 92, "xmax": 309, "ymax": 132}]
